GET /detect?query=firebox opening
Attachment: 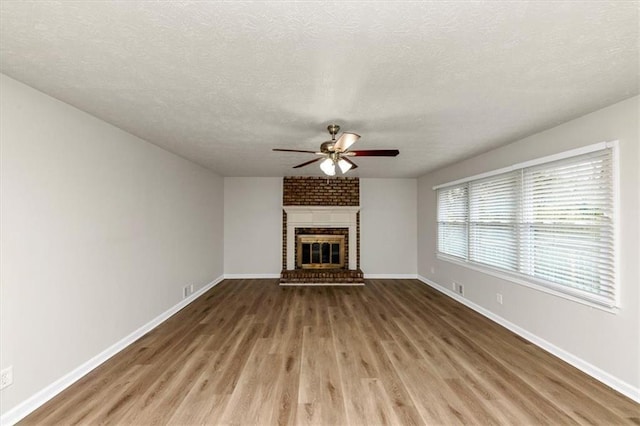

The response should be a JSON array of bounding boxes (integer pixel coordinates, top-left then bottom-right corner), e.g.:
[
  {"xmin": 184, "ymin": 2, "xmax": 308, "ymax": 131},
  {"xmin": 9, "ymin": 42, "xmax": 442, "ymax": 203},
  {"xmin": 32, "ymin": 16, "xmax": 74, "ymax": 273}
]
[{"xmin": 296, "ymin": 235, "xmax": 345, "ymax": 269}]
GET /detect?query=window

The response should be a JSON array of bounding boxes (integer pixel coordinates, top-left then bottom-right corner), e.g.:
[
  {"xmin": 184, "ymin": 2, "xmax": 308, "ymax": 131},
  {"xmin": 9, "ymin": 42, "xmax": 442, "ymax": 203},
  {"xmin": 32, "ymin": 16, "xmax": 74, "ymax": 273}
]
[
  {"xmin": 469, "ymin": 171, "xmax": 519, "ymax": 271},
  {"xmin": 437, "ymin": 184, "xmax": 468, "ymax": 259},
  {"xmin": 436, "ymin": 143, "xmax": 617, "ymax": 308}
]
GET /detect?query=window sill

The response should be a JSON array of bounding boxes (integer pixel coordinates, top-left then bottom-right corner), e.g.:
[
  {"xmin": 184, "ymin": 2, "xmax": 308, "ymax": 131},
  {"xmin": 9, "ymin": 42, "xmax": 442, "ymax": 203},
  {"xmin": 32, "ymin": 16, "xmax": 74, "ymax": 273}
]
[{"xmin": 435, "ymin": 253, "xmax": 619, "ymax": 314}]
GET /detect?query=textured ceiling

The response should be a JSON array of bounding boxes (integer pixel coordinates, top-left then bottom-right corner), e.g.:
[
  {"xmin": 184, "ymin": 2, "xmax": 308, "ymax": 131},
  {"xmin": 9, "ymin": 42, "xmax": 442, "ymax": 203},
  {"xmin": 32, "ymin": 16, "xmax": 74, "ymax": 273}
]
[{"xmin": 1, "ymin": 1, "xmax": 638, "ymax": 178}]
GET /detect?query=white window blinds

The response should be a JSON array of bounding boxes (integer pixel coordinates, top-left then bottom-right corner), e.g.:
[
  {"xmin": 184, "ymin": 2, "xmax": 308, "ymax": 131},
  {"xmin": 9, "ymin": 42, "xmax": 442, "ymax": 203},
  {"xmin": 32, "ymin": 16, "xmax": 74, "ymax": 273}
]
[
  {"xmin": 520, "ymin": 150, "xmax": 615, "ymax": 304},
  {"xmin": 437, "ymin": 184, "xmax": 468, "ymax": 259},
  {"xmin": 469, "ymin": 172, "xmax": 520, "ymax": 271},
  {"xmin": 435, "ymin": 144, "xmax": 617, "ymax": 307}
]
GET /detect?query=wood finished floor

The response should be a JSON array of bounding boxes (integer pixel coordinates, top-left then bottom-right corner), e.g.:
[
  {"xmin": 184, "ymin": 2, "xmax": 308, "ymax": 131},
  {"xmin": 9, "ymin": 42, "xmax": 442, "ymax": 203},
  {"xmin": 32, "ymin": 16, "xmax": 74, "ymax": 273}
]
[{"xmin": 22, "ymin": 279, "xmax": 639, "ymax": 425}]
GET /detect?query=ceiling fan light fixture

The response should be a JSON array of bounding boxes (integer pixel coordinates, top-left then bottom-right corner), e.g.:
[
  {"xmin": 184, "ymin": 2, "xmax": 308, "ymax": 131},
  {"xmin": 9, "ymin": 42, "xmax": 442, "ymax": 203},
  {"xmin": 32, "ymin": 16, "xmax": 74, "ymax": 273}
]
[
  {"xmin": 273, "ymin": 124, "xmax": 398, "ymax": 173},
  {"xmin": 337, "ymin": 158, "xmax": 353, "ymax": 173},
  {"xmin": 320, "ymin": 157, "xmax": 336, "ymax": 176}
]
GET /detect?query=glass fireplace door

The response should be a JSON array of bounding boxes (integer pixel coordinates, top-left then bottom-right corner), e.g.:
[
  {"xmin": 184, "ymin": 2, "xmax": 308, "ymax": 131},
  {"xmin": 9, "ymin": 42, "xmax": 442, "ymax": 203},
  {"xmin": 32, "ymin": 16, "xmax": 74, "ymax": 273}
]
[{"xmin": 297, "ymin": 235, "xmax": 345, "ymax": 269}]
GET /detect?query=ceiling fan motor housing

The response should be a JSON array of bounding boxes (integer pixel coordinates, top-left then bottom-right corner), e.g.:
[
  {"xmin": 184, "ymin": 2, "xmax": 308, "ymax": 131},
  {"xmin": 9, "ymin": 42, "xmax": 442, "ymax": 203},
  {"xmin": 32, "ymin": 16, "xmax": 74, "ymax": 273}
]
[
  {"xmin": 320, "ymin": 124, "xmax": 341, "ymax": 153},
  {"xmin": 320, "ymin": 141, "xmax": 335, "ymax": 153}
]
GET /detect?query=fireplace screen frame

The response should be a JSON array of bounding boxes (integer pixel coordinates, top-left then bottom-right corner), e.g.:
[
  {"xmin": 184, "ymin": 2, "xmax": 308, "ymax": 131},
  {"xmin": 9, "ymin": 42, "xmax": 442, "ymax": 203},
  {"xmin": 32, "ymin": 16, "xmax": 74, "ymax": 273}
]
[{"xmin": 296, "ymin": 235, "xmax": 345, "ymax": 269}]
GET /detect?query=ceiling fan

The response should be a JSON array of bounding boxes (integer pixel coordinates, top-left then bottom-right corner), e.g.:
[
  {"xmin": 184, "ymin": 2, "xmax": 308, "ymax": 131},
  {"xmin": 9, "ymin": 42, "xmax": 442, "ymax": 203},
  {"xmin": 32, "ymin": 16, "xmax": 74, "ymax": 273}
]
[{"xmin": 273, "ymin": 124, "xmax": 400, "ymax": 176}]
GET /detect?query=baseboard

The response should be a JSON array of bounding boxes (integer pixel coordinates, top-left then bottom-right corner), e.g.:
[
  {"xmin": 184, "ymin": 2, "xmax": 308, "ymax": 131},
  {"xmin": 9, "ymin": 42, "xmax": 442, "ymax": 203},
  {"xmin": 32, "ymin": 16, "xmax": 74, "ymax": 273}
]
[
  {"xmin": 416, "ymin": 275, "xmax": 640, "ymax": 403},
  {"xmin": 223, "ymin": 273, "xmax": 280, "ymax": 279},
  {"xmin": 223, "ymin": 274, "xmax": 420, "ymax": 280},
  {"xmin": 0, "ymin": 275, "xmax": 225, "ymax": 426},
  {"xmin": 364, "ymin": 274, "xmax": 418, "ymax": 279}
]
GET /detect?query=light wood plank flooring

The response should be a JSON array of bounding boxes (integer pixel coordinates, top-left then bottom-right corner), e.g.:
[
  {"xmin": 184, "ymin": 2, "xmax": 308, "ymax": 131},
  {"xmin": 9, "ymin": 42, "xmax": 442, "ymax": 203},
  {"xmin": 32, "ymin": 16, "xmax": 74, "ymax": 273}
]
[{"xmin": 22, "ymin": 279, "xmax": 639, "ymax": 425}]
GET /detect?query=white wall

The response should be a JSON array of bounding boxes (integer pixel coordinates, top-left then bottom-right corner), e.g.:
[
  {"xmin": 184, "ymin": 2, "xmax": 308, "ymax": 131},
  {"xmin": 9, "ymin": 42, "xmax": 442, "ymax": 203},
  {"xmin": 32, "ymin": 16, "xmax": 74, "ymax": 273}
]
[
  {"xmin": 224, "ymin": 177, "xmax": 282, "ymax": 276},
  {"xmin": 222, "ymin": 177, "xmax": 418, "ymax": 277},
  {"xmin": 361, "ymin": 179, "xmax": 417, "ymax": 276},
  {"xmin": 0, "ymin": 74, "xmax": 225, "ymax": 415},
  {"xmin": 417, "ymin": 96, "xmax": 639, "ymax": 396}
]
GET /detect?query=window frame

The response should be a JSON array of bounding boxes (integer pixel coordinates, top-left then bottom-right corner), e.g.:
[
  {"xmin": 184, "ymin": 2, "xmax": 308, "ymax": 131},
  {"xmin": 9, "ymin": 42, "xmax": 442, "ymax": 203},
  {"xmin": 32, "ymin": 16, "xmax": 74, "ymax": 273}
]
[{"xmin": 434, "ymin": 141, "xmax": 619, "ymax": 312}]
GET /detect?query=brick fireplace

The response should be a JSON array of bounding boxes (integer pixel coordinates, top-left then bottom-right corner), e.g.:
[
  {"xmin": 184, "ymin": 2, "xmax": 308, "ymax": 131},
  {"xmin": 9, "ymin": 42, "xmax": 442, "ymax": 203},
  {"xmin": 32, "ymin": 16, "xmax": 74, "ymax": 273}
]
[{"xmin": 280, "ymin": 177, "xmax": 364, "ymax": 285}]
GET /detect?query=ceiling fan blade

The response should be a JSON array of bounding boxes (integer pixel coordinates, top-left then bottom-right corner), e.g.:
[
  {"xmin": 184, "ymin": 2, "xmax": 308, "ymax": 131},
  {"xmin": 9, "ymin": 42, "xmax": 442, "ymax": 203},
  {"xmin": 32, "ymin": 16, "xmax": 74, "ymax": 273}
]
[
  {"xmin": 292, "ymin": 157, "xmax": 322, "ymax": 168},
  {"xmin": 273, "ymin": 148, "xmax": 319, "ymax": 154},
  {"xmin": 349, "ymin": 149, "xmax": 399, "ymax": 157},
  {"xmin": 333, "ymin": 132, "xmax": 360, "ymax": 152},
  {"xmin": 341, "ymin": 156, "xmax": 358, "ymax": 170}
]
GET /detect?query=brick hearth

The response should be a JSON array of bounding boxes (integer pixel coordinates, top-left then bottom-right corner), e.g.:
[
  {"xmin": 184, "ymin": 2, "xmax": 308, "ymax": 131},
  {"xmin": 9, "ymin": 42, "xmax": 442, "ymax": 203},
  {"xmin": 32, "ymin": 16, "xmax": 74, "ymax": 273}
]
[{"xmin": 280, "ymin": 268, "xmax": 364, "ymax": 285}]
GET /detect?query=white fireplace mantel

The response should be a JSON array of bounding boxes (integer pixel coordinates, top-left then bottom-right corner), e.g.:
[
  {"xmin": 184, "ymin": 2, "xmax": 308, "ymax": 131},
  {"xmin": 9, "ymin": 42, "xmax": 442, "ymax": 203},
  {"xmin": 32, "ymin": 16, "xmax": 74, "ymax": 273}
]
[{"xmin": 283, "ymin": 206, "xmax": 360, "ymax": 270}]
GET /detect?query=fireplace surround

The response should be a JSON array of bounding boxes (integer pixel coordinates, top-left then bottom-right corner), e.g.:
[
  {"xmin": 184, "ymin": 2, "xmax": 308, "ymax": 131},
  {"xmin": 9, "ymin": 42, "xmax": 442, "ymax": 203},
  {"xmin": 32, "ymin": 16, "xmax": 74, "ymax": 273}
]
[{"xmin": 284, "ymin": 205, "xmax": 359, "ymax": 270}]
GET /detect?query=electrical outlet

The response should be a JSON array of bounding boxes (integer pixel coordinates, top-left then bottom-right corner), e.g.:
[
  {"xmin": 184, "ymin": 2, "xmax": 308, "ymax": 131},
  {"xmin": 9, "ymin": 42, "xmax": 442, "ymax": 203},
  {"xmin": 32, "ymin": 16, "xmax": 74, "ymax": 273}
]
[
  {"xmin": 453, "ymin": 282, "xmax": 464, "ymax": 296},
  {"xmin": 430, "ymin": 266, "xmax": 435, "ymax": 274},
  {"xmin": 497, "ymin": 293, "xmax": 503, "ymax": 305},
  {"xmin": 183, "ymin": 284, "xmax": 195, "ymax": 298},
  {"xmin": 1, "ymin": 366, "xmax": 13, "ymax": 390}
]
